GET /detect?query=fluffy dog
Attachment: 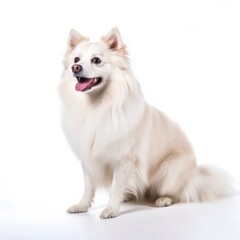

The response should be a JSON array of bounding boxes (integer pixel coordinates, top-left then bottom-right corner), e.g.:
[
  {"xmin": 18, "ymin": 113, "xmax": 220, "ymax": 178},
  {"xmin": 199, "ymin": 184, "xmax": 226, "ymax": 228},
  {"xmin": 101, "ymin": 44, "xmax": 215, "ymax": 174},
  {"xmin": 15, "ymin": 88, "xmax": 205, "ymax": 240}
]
[{"xmin": 59, "ymin": 28, "xmax": 234, "ymax": 219}]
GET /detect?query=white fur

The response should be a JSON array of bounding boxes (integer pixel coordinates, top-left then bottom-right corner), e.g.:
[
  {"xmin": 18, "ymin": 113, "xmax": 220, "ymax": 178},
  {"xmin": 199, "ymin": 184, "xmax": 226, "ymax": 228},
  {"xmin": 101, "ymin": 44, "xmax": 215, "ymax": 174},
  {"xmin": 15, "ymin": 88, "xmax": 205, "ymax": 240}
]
[{"xmin": 59, "ymin": 28, "xmax": 235, "ymax": 219}]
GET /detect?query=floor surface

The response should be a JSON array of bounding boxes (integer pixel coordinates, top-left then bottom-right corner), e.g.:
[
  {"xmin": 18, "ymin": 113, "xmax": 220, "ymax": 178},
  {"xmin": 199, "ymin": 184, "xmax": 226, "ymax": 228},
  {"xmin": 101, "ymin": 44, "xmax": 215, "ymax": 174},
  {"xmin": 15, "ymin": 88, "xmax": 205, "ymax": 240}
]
[{"xmin": 1, "ymin": 196, "xmax": 240, "ymax": 240}]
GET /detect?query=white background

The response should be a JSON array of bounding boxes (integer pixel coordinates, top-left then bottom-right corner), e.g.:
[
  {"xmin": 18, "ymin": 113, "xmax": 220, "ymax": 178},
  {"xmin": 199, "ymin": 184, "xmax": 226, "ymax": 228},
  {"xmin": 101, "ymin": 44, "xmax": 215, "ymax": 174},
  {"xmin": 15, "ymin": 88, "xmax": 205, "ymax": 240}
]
[{"xmin": 0, "ymin": 0, "xmax": 240, "ymax": 239}]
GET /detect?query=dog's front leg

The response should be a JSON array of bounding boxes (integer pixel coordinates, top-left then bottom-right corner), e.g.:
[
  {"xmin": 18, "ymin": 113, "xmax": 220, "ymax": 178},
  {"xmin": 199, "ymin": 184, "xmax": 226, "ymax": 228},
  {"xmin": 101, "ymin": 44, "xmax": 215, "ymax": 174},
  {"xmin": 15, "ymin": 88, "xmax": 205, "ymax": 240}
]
[
  {"xmin": 67, "ymin": 169, "xmax": 95, "ymax": 214},
  {"xmin": 100, "ymin": 159, "xmax": 131, "ymax": 219}
]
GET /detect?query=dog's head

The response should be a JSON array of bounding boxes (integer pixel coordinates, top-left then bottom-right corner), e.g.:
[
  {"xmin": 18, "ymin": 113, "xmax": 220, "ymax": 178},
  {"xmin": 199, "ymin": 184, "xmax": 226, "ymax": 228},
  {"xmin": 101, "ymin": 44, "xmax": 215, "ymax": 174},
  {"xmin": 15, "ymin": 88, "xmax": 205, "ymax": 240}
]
[{"xmin": 63, "ymin": 28, "xmax": 128, "ymax": 94}]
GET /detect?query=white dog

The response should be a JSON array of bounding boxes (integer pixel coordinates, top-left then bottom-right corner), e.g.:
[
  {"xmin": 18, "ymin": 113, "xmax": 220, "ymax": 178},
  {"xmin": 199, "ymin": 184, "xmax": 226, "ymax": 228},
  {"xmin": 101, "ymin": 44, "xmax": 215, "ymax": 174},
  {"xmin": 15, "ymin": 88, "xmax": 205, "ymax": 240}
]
[{"xmin": 59, "ymin": 28, "xmax": 234, "ymax": 219}]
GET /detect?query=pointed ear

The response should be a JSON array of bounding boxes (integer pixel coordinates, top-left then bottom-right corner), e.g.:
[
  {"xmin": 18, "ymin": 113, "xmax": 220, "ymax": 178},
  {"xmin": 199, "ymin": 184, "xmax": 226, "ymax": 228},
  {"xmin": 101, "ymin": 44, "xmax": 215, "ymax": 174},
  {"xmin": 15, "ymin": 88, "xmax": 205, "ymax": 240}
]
[
  {"xmin": 67, "ymin": 29, "xmax": 89, "ymax": 51},
  {"xmin": 102, "ymin": 27, "xmax": 126, "ymax": 54}
]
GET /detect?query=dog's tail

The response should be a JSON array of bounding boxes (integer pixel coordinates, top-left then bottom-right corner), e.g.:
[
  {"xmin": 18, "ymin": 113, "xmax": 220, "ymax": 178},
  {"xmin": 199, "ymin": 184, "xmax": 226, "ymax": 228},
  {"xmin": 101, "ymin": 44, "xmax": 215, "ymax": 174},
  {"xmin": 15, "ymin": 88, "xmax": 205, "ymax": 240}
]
[{"xmin": 181, "ymin": 165, "xmax": 238, "ymax": 202}]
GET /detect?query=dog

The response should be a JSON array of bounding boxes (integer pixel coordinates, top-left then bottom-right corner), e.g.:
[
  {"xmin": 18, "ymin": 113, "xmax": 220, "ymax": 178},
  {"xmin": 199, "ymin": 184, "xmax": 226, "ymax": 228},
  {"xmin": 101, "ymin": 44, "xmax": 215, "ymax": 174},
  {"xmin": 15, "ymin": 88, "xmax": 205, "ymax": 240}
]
[{"xmin": 59, "ymin": 27, "xmax": 235, "ymax": 219}]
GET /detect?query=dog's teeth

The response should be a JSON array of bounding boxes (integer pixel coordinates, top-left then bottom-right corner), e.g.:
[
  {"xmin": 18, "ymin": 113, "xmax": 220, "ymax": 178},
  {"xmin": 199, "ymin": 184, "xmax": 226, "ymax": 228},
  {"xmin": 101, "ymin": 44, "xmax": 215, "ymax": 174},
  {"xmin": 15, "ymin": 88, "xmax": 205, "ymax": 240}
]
[{"xmin": 93, "ymin": 78, "xmax": 97, "ymax": 83}]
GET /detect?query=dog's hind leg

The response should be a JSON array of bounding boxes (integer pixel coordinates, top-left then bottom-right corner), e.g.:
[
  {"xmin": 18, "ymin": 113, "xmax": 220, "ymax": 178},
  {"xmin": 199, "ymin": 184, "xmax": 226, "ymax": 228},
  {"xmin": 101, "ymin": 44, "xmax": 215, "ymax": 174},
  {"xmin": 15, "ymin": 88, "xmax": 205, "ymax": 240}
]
[{"xmin": 150, "ymin": 153, "xmax": 196, "ymax": 207}]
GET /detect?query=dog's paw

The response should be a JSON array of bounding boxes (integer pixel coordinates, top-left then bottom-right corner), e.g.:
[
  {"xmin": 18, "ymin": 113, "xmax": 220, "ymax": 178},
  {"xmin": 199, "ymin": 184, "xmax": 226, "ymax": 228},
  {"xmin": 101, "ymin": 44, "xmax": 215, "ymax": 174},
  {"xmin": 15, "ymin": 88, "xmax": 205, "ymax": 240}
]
[
  {"xmin": 67, "ymin": 204, "xmax": 89, "ymax": 214},
  {"xmin": 155, "ymin": 197, "xmax": 173, "ymax": 207},
  {"xmin": 100, "ymin": 206, "xmax": 118, "ymax": 219}
]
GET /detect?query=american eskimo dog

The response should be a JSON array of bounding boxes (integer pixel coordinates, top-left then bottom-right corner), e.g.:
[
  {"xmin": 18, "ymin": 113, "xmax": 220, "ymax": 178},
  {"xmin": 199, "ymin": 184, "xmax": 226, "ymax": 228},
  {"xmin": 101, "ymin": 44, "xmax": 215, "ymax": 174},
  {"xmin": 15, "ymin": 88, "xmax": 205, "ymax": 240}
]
[{"xmin": 59, "ymin": 28, "xmax": 234, "ymax": 219}]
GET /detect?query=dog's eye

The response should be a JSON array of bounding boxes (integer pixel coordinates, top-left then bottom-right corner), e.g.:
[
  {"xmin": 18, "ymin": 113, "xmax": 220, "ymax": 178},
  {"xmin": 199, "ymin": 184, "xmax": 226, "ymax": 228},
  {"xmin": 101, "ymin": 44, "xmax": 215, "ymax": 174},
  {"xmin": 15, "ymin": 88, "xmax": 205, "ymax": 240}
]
[
  {"xmin": 74, "ymin": 57, "xmax": 80, "ymax": 63},
  {"xmin": 91, "ymin": 57, "xmax": 101, "ymax": 64}
]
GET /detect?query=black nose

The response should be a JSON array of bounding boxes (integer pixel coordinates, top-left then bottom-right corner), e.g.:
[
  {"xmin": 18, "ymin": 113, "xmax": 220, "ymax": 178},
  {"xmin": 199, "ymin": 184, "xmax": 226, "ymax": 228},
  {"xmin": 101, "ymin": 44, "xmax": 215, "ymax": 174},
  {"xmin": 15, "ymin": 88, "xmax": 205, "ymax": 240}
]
[{"xmin": 72, "ymin": 64, "xmax": 82, "ymax": 74}]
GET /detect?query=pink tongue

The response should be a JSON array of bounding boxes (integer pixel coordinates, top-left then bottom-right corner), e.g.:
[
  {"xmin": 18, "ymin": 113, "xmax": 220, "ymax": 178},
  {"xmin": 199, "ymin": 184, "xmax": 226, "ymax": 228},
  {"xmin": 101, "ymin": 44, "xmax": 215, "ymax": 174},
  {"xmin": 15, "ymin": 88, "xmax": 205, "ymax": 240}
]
[{"xmin": 75, "ymin": 79, "xmax": 94, "ymax": 91}]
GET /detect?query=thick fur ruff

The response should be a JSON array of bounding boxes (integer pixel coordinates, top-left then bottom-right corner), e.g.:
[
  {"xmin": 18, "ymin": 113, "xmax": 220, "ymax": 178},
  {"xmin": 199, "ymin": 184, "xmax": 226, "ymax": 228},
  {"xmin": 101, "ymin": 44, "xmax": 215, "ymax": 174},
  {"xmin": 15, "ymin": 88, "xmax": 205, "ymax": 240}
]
[{"xmin": 59, "ymin": 28, "xmax": 235, "ymax": 218}]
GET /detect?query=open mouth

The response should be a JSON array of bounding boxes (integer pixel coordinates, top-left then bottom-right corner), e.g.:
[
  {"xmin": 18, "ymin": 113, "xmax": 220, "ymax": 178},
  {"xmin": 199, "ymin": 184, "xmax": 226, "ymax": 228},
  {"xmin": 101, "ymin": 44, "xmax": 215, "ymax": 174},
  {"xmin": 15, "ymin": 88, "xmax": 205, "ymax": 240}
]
[{"xmin": 75, "ymin": 77, "xmax": 102, "ymax": 92}]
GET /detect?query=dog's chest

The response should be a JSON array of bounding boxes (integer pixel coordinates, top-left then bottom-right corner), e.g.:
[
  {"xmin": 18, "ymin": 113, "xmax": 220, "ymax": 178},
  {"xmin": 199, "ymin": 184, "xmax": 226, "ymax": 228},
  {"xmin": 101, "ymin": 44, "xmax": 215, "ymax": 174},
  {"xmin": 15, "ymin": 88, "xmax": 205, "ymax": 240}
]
[{"xmin": 62, "ymin": 106, "xmax": 132, "ymax": 163}]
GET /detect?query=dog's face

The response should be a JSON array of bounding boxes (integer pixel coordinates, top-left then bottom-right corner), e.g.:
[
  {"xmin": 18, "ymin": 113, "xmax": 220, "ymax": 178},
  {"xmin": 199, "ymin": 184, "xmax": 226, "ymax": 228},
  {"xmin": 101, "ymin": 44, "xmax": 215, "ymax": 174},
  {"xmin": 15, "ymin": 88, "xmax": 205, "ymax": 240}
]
[{"xmin": 63, "ymin": 28, "xmax": 128, "ymax": 94}]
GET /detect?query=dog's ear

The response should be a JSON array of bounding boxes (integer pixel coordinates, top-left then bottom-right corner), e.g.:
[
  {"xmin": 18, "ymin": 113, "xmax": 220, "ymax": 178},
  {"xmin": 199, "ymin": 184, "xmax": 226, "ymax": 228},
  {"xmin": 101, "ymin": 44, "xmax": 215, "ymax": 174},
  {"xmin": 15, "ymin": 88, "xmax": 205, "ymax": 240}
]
[
  {"xmin": 67, "ymin": 29, "xmax": 89, "ymax": 51},
  {"xmin": 102, "ymin": 28, "xmax": 126, "ymax": 54}
]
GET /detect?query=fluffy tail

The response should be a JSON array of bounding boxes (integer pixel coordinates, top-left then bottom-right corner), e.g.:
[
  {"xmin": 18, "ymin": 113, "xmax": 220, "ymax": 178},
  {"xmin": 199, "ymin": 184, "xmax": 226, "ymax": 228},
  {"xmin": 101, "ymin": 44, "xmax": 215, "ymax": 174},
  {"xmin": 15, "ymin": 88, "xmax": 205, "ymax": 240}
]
[{"xmin": 181, "ymin": 165, "xmax": 238, "ymax": 203}]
